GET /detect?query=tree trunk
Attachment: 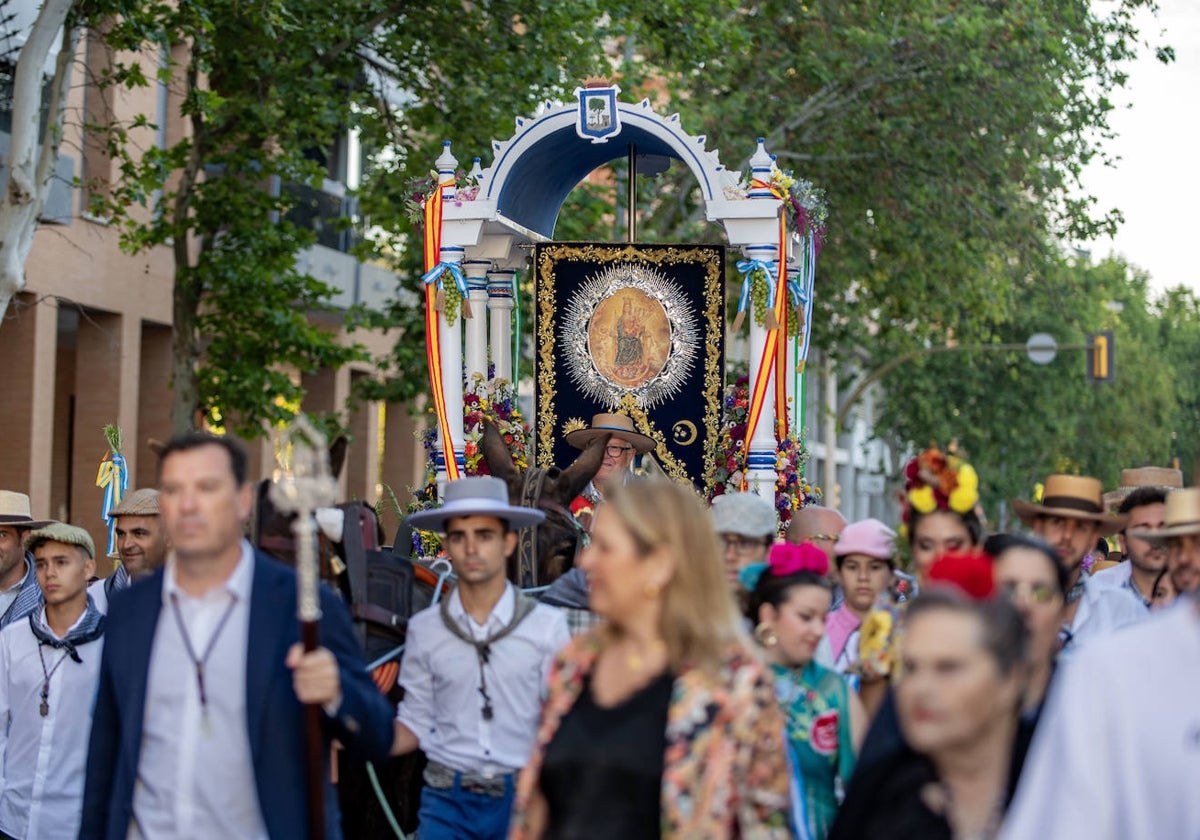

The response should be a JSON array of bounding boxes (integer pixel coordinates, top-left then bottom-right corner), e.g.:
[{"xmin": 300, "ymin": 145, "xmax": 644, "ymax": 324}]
[
  {"xmin": 0, "ymin": 0, "xmax": 78, "ymax": 328},
  {"xmin": 168, "ymin": 53, "xmax": 206, "ymax": 435},
  {"xmin": 170, "ymin": 256, "xmax": 201, "ymax": 434}
]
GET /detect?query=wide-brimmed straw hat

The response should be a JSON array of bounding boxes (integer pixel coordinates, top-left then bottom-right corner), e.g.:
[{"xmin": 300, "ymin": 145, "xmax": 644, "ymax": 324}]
[
  {"xmin": 1129, "ymin": 487, "xmax": 1200, "ymax": 545},
  {"xmin": 1011, "ymin": 474, "xmax": 1128, "ymax": 537},
  {"xmin": 0, "ymin": 491, "xmax": 54, "ymax": 530},
  {"xmin": 1103, "ymin": 466, "xmax": 1184, "ymax": 510},
  {"xmin": 405, "ymin": 476, "xmax": 546, "ymax": 533},
  {"xmin": 564, "ymin": 413, "xmax": 654, "ymax": 454},
  {"xmin": 108, "ymin": 488, "xmax": 160, "ymax": 517}
]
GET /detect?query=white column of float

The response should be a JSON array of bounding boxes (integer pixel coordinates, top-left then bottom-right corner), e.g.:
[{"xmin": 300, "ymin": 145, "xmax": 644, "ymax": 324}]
[
  {"xmin": 744, "ymin": 139, "xmax": 781, "ymax": 499},
  {"xmin": 434, "ymin": 142, "xmax": 466, "ymax": 486},
  {"xmin": 462, "ymin": 259, "xmax": 492, "ymax": 379},
  {"xmin": 487, "ymin": 268, "xmax": 516, "ymax": 382}
]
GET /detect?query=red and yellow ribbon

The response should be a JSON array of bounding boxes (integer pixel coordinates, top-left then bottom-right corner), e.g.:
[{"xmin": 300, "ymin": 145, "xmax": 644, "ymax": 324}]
[
  {"xmin": 423, "ymin": 182, "xmax": 461, "ymax": 480},
  {"xmin": 739, "ymin": 179, "xmax": 792, "ymax": 488}
]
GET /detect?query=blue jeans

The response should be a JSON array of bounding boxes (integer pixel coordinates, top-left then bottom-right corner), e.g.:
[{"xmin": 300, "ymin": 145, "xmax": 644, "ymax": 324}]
[{"xmin": 416, "ymin": 775, "xmax": 516, "ymax": 840}]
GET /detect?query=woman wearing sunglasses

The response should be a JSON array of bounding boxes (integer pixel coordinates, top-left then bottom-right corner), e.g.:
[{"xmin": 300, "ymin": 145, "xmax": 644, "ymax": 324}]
[{"xmin": 982, "ymin": 533, "xmax": 1068, "ymax": 723}]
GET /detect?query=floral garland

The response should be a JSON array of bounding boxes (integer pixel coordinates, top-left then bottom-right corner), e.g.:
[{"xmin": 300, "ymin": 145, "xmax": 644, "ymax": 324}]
[
  {"xmin": 769, "ymin": 169, "xmax": 828, "ymax": 247},
  {"xmin": 403, "ymin": 169, "xmax": 481, "ymax": 228},
  {"xmin": 722, "ymin": 168, "xmax": 829, "ymax": 245},
  {"xmin": 461, "ymin": 373, "xmax": 531, "ymax": 474},
  {"xmin": 404, "ymin": 169, "xmax": 481, "ymax": 326},
  {"xmin": 726, "ymin": 167, "xmax": 828, "ymax": 333},
  {"xmin": 405, "ymin": 373, "xmax": 531, "ymax": 558},
  {"xmin": 708, "ymin": 376, "xmax": 821, "ymax": 534}
]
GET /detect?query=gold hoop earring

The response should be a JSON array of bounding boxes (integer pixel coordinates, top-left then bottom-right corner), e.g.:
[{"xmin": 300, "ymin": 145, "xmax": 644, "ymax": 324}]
[
  {"xmin": 754, "ymin": 621, "xmax": 777, "ymax": 648},
  {"xmin": 643, "ymin": 580, "xmax": 661, "ymax": 599}
]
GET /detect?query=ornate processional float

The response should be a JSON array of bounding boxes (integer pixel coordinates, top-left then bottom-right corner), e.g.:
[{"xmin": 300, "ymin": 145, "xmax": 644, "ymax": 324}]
[{"xmin": 412, "ymin": 84, "xmax": 826, "ymax": 535}]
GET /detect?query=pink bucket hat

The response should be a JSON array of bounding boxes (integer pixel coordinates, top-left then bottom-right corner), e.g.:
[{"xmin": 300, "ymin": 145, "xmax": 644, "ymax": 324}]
[{"xmin": 834, "ymin": 518, "xmax": 897, "ymax": 562}]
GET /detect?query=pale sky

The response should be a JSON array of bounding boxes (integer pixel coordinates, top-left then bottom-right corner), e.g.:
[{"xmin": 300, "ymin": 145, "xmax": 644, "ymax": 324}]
[{"xmin": 1080, "ymin": 0, "xmax": 1200, "ymax": 294}]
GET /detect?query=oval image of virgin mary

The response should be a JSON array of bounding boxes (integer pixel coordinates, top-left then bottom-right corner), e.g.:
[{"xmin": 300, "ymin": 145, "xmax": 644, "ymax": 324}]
[{"xmin": 588, "ymin": 288, "xmax": 671, "ymax": 389}]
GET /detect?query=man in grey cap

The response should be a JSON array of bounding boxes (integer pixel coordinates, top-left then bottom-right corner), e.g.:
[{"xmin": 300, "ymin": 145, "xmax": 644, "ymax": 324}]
[
  {"xmin": 393, "ymin": 476, "xmax": 570, "ymax": 839},
  {"xmin": 88, "ymin": 488, "xmax": 169, "ymax": 613},
  {"xmin": 0, "ymin": 523, "xmax": 103, "ymax": 840},
  {"xmin": 0, "ymin": 490, "xmax": 53, "ymax": 630},
  {"xmin": 711, "ymin": 491, "xmax": 777, "ymax": 592}
]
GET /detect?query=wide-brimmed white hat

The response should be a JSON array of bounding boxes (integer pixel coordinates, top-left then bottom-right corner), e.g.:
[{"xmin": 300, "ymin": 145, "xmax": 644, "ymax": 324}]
[
  {"xmin": 1129, "ymin": 487, "xmax": 1200, "ymax": 545},
  {"xmin": 0, "ymin": 491, "xmax": 54, "ymax": 530},
  {"xmin": 405, "ymin": 476, "xmax": 546, "ymax": 532}
]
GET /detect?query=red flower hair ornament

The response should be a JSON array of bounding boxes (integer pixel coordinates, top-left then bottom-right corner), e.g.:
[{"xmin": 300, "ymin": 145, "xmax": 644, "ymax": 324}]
[{"xmin": 925, "ymin": 549, "xmax": 995, "ymax": 600}]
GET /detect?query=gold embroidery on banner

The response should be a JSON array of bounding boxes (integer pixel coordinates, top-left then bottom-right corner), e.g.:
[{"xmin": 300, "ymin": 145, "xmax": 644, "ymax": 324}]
[{"xmin": 535, "ymin": 243, "xmax": 724, "ymax": 489}]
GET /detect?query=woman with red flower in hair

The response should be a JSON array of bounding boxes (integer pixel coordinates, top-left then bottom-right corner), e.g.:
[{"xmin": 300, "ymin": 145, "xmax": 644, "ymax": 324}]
[
  {"xmin": 829, "ymin": 554, "xmax": 1029, "ymax": 840},
  {"xmin": 746, "ymin": 542, "xmax": 866, "ymax": 840}
]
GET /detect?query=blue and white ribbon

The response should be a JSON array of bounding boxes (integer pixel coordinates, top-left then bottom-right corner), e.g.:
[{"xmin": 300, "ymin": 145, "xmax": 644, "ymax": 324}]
[
  {"xmin": 798, "ymin": 234, "xmax": 817, "ymax": 365},
  {"xmin": 734, "ymin": 258, "xmax": 777, "ymax": 319},
  {"xmin": 420, "ymin": 261, "xmax": 468, "ymax": 296},
  {"xmin": 96, "ymin": 452, "xmax": 128, "ymax": 556},
  {"xmin": 786, "ymin": 271, "xmax": 807, "ymax": 308}
]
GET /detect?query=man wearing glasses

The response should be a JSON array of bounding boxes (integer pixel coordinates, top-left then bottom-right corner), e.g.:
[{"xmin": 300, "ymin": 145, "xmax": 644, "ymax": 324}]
[
  {"xmin": 544, "ymin": 414, "xmax": 657, "ymax": 636},
  {"xmin": 785, "ymin": 506, "xmax": 847, "ymax": 559},
  {"xmin": 563, "ymin": 413, "xmax": 655, "ymax": 529},
  {"xmin": 710, "ymin": 492, "xmax": 777, "ymax": 592}
]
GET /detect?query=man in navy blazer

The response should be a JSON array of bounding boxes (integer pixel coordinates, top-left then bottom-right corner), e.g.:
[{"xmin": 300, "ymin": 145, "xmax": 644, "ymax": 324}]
[{"xmin": 79, "ymin": 432, "xmax": 395, "ymax": 840}]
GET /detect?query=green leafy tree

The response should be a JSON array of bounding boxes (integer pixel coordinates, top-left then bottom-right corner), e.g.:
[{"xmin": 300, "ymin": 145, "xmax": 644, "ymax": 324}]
[
  {"xmin": 1154, "ymin": 286, "xmax": 1200, "ymax": 481},
  {"xmin": 634, "ymin": 0, "xmax": 1168, "ymax": 362},
  {"xmin": 350, "ymin": 0, "xmax": 743, "ymax": 406},
  {"xmin": 87, "ymin": 0, "xmax": 405, "ymax": 435},
  {"xmin": 868, "ymin": 256, "xmax": 1189, "ymax": 525}
]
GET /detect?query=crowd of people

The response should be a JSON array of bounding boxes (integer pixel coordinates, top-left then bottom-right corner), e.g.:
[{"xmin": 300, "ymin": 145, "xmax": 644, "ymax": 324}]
[{"xmin": 0, "ymin": 415, "xmax": 1197, "ymax": 839}]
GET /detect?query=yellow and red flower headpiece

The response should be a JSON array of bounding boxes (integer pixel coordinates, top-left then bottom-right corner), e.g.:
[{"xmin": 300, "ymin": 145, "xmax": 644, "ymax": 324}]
[{"xmin": 901, "ymin": 444, "xmax": 979, "ymax": 526}]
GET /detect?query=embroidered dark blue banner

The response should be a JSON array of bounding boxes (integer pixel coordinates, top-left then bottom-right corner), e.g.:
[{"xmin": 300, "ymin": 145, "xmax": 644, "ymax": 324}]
[{"xmin": 533, "ymin": 242, "xmax": 725, "ymax": 491}]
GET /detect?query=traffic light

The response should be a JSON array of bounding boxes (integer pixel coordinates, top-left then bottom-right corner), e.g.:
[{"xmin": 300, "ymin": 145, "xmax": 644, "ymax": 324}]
[{"xmin": 1086, "ymin": 330, "xmax": 1115, "ymax": 383}]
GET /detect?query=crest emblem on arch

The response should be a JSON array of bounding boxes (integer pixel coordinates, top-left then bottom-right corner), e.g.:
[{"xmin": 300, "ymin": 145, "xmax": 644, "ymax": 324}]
[{"xmin": 575, "ymin": 83, "xmax": 622, "ymax": 143}]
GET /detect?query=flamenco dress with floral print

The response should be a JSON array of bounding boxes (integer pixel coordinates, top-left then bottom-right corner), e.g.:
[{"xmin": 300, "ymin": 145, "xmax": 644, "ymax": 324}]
[{"xmin": 771, "ymin": 659, "xmax": 856, "ymax": 840}]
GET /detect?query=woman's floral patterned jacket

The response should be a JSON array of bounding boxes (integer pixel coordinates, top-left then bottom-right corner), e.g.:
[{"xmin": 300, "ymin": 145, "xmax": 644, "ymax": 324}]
[{"xmin": 509, "ymin": 630, "xmax": 795, "ymax": 839}]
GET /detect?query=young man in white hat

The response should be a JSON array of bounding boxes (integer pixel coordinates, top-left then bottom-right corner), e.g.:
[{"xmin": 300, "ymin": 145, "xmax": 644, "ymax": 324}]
[
  {"xmin": 88, "ymin": 488, "xmax": 170, "ymax": 613},
  {"xmin": 1002, "ymin": 492, "xmax": 1200, "ymax": 840},
  {"xmin": 0, "ymin": 491, "xmax": 53, "ymax": 631},
  {"xmin": 1130, "ymin": 486, "xmax": 1200, "ymax": 597},
  {"xmin": 1011, "ymin": 473, "xmax": 1145, "ymax": 651},
  {"xmin": 0, "ymin": 523, "xmax": 103, "ymax": 840},
  {"xmin": 394, "ymin": 476, "xmax": 570, "ymax": 840}
]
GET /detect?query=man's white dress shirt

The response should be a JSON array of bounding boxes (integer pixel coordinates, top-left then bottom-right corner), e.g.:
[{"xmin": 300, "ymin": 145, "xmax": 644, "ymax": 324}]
[
  {"xmin": 1090, "ymin": 561, "xmax": 1151, "ymax": 608},
  {"xmin": 396, "ymin": 583, "xmax": 569, "ymax": 775},
  {"xmin": 1002, "ymin": 596, "xmax": 1200, "ymax": 839},
  {"xmin": 0, "ymin": 607, "xmax": 104, "ymax": 840},
  {"xmin": 129, "ymin": 541, "xmax": 268, "ymax": 840},
  {"xmin": 1064, "ymin": 573, "xmax": 1147, "ymax": 653}
]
